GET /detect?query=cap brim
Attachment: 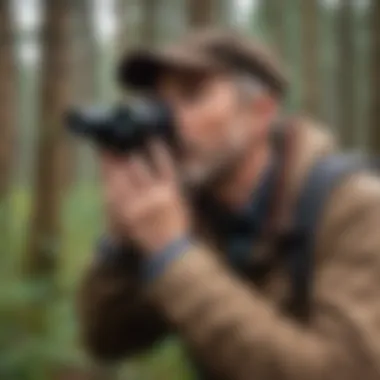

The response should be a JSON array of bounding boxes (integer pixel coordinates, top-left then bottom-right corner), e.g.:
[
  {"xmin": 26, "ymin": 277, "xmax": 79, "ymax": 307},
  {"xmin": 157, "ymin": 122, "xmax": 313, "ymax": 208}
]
[{"xmin": 117, "ymin": 46, "xmax": 222, "ymax": 91}]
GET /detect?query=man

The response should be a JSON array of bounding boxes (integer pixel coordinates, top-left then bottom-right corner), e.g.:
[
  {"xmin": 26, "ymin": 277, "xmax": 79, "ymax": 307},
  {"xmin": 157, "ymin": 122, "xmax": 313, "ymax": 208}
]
[{"xmin": 77, "ymin": 30, "xmax": 380, "ymax": 380}]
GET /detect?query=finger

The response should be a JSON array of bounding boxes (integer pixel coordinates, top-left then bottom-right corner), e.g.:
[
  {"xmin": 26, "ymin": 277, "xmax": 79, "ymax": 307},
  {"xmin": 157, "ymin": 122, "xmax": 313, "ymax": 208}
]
[
  {"xmin": 103, "ymin": 156, "xmax": 135, "ymax": 201},
  {"xmin": 99, "ymin": 150, "xmax": 122, "ymax": 180},
  {"xmin": 125, "ymin": 154, "xmax": 155, "ymax": 188},
  {"xmin": 149, "ymin": 140, "xmax": 175, "ymax": 180},
  {"xmin": 114, "ymin": 158, "xmax": 137, "ymax": 195}
]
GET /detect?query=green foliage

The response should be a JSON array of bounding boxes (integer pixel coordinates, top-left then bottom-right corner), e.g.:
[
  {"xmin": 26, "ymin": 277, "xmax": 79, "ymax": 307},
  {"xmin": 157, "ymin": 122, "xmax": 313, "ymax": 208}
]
[
  {"xmin": 0, "ymin": 185, "xmax": 191, "ymax": 380},
  {"xmin": 0, "ymin": 274, "xmax": 77, "ymax": 377}
]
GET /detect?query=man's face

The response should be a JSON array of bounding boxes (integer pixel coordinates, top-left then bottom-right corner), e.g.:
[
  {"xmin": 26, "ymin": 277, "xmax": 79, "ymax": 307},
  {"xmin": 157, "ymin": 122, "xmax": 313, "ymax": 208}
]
[{"xmin": 157, "ymin": 71, "xmax": 275, "ymax": 188}]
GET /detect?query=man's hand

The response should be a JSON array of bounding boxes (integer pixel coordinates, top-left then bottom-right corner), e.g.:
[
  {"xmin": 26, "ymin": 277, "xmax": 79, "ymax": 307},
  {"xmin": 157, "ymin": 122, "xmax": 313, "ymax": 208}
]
[{"xmin": 100, "ymin": 141, "xmax": 190, "ymax": 255}]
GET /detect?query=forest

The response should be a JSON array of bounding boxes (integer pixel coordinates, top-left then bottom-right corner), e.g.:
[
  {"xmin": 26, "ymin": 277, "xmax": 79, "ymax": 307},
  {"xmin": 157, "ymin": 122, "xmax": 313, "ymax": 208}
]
[{"xmin": 0, "ymin": 0, "xmax": 379, "ymax": 379}]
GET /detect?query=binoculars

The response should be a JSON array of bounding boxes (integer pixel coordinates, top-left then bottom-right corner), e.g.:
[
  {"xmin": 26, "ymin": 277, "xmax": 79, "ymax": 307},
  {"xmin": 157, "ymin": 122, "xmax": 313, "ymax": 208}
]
[{"xmin": 65, "ymin": 98, "xmax": 178, "ymax": 154}]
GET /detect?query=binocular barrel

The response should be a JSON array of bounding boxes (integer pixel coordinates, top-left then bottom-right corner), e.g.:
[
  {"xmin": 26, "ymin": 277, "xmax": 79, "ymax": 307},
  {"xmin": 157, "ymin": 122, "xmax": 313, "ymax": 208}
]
[{"xmin": 65, "ymin": 100, "xmax": 177, "ymax": 153}]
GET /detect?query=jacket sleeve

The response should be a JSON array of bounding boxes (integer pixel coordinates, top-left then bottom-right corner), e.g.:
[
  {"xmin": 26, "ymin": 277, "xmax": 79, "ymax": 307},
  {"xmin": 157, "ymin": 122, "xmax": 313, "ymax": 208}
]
[
  {"xmin": 77, "ymin": 240, "xmax": 168, "ymax": 362},
  {"xmin": 146, "ymin": 173, "xmax": 380, "ymax": 380}
]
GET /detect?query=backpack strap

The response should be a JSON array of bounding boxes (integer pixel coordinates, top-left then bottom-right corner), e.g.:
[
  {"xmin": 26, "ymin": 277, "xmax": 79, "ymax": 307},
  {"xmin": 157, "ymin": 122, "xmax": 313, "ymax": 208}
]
[{"xmin": 287, "ymin": 153, "xmax": 370, "ymax": 321}]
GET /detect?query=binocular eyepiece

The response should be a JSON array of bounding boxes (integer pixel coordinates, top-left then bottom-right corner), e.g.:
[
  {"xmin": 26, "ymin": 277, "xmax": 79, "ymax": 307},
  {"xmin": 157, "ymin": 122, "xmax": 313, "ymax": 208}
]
[{"xmin": 65, "ymin": 98, "xmax": 177, "ymax": 153}]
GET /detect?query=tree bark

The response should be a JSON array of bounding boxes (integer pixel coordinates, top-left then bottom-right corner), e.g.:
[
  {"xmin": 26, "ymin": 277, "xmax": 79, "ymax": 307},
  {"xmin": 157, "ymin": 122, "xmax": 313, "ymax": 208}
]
[
  {"xmin": 300, "ymin": 0, "xmax": 321, "ymax": 119},
  {"xmin": 25, "ymin": 0, "xmax": 72, "ymax": 277},
  {"xmin": 337, "ymin": 0, "xmax": 356, "ymax": 149},
  {"xmin": 218, "ymin": 0, "xmax": 231, "ymax": 27},
  {"xmin": 117, "ymin": 0, "xmax": 128, "ymax": 52},
  {"xmin": 117, "ymin": 0, "xmax": 132, "ymax": 53},
  {"xmin": 187, "ymin": 0, "xmax": 214, "ymax": 28},
  {"xmin": 263, "ymin": 0, "xmax": 286, "ymax": 60},
  {"xmin": 141, "ymin": 0, "xmax": 158, "ymax": 46},
  {"xmin": 0, "ymin": 0, "xmax": 16, "ymax": 200},
  {"xmin": 62, "ymin": 0, "xmax": 99, "ymax": 188},
  {"xmin": 369, "ymin": 0, "xmax": 380, "ymax": 153},
  {"xmin": 72, "ymin": 0, "xmax": 97, "ymax": 103}
]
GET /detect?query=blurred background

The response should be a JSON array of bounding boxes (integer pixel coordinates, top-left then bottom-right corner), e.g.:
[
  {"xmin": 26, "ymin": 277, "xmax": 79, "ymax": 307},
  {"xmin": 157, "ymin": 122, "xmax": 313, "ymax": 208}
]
[{"xmin": 0, "ymin": 0, "xmax": 379, "ymax": 379}]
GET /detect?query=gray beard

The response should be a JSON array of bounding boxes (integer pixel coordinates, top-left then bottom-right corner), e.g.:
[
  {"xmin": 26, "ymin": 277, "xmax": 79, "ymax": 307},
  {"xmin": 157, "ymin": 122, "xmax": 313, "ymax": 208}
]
[
  {"xmin": 181, "ymin": 132, "xmax": 263, "ymax": 201},
  {"xmin": 180, "ymin": 148, "xmax": 246, "ymax": 196}
]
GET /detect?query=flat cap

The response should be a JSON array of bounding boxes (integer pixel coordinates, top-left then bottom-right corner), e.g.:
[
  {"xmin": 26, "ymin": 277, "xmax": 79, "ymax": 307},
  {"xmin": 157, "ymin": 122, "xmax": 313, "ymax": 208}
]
[{"xmin": 117, "ymin": 29, "xmax": 288, "ymax": 98}]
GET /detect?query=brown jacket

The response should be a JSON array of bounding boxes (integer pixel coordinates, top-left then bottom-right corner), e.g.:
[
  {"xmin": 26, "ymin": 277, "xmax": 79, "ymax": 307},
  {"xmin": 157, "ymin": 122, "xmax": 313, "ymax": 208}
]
[{"xmin": 78, "ymin": 118, "xmax": 380, "ymax": 380}]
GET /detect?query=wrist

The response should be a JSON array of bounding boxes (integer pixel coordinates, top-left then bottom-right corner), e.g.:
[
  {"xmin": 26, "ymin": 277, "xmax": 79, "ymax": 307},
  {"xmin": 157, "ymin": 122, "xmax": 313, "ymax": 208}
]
[
  {"xmin": 140, "ymin": 226, "xmax": 190, "ymax": 258},
  {"xmin": 141, "ymin": 234, "xmax": 193, "ymax": 283}
]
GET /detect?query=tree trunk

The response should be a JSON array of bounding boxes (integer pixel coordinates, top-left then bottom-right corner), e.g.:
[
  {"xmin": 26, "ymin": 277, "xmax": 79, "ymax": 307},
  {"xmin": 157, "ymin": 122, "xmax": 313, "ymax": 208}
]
[
  {"xmin": 141, "ymin": 0, "xmax": 158, "ymax": 46},
  {"xmin": 66, "ymin": 0, "xmax": 99, "ymax": 187},
  {"xmin": 263, "ymin": 0, "xmax": 286, "ymax": 60},
  {"xmin": 369, "ymin": 0, "xmax": 380, "ymax": 153},
  {"xmin": 117, "ymin": 0, "xmax": 135, "ymax": 53},
  {"xmin": 187, "ymin": 0, "xmax": 214, "ymax": 28},
  {"xmin": 72, "ymin": 0, "xmax": 97, "ymax": 103},
  {"xmin": 25, "ymin": 0, "xmax": 72, "ymax": 277},
  {"xmin": 337, "ymin": 0, "xmax": 356, "ymax": 149},
  {"xmin": 117, "ymin": 0, "xmax": 129, "ymax": 52},
  {"xmin": 0, "ymin": 0, "xmax": 16, "ymax": 201},
  {"xmin": 218, "ymin": 0, "xmax": 231, "ymax": 27},
  {"xmin": 300, "ymin": 0, "xmax": 321, "ymax": 119}
]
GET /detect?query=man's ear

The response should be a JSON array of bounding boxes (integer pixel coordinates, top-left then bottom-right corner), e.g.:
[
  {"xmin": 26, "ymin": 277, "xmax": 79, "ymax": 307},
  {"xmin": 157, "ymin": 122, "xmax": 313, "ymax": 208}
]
[{"xmin": 249, "ymin": 94, "xmax": 279, "ymax": 144}]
